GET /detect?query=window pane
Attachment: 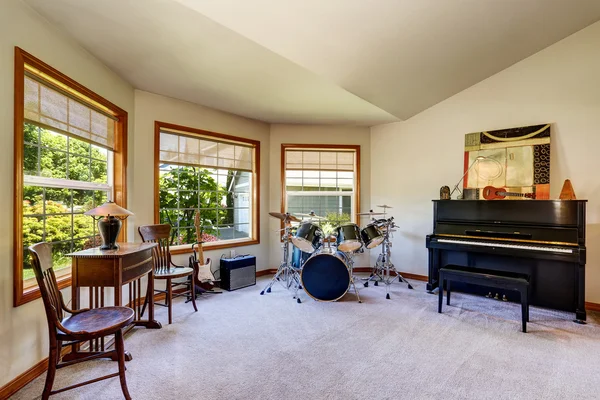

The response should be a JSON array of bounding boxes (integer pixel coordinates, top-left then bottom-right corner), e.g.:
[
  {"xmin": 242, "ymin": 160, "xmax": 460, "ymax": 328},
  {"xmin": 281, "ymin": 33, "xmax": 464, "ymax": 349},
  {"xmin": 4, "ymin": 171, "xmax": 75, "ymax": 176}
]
[
  {"xmin": 24, "ymin": 123, "xmax": 39, "ymax": 144},
  {"xmin": 23, "ymin": 186, "xmax": 43, "ymax": 214},
  {"xmin": 51, "ymin": 241, "xmax": 72, "ymax": 272},
  {"xmin": 23, "ymin": 216, "xmax": 44, "ymax": 248},
  {"xmin": 69, "ymin": 138, "xmax": 90, "ymax": 156},
  {"xmin": 68, "ymin": 155, "xmax": 90, "ymax": 181},
  {"xmin": 90, "ymin": 159, "xmax": 108, "ymax": 183},
  {"xmin": 45, "ymin": 215, "xmax": 72, "ymax": 242},
  {"xmin": 72, "ymin": 190, "xmax": 95, "ymax": 213},
  {"xmin": 24, "ymin": 144, "xmax": 38, "ymax": 176},
  {"xmin": 73, "ymin": 214, "xmax": 95, "ymax": 239},
  {"xmin": 40, "ymin": 128, "xmax": 67, "ymax": 151},
  {"xmin": 40, "ymin": 147, "xmax": 67, "ymax": 179},
  {"xmin": 45, "ymin": 188, "xmax": 71, "ymax": 212}
]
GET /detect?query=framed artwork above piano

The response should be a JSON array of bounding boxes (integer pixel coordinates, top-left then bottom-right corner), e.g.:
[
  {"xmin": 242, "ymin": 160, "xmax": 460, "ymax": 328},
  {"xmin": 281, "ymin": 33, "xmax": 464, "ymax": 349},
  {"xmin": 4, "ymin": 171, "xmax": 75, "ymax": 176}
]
[{"xmin": 463, "ymin": 123, "xmax": 551, "ymax": 200}]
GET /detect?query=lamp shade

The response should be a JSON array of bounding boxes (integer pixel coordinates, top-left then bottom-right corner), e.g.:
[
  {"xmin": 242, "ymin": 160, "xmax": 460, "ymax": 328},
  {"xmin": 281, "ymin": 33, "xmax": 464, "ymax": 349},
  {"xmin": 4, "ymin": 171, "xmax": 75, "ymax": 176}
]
[{"xmin": 84, "ymin": 201, "xmax": 133, "ymax": 217}]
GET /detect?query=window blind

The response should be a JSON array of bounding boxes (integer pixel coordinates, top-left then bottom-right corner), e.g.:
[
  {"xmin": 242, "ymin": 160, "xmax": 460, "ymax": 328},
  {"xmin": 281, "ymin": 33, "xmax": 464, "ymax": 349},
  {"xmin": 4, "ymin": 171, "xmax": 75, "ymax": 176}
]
[
  {"xmin": 159, "ymin": 131, "xmax": 254, "ymax": 172},
  {"xmin": 285, "ymin": 150, "xmax": 355, "ymax": 171},
  {"xmin": 24, "ymin": 75, "xmax": 117, "ymax": 150}
]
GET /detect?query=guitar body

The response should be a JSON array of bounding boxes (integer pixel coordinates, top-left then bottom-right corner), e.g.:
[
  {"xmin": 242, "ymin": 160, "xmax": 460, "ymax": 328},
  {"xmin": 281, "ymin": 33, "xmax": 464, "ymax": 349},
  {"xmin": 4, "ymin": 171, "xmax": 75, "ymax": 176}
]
[
  {"xmin": 191, "ymin": 257, "xmax": 216, "ymax": 291},
  {"xmin": 483, "ymin": 186, "xmax": 536, "ymax": 200}
]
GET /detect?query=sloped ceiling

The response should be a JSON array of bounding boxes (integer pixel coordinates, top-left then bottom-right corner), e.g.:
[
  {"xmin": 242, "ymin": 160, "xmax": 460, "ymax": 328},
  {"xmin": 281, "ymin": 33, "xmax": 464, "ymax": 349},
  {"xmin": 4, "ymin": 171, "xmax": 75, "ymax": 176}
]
[{"xmin": 24, "ymin": 0, "xmax": 600, "ymax": 125}]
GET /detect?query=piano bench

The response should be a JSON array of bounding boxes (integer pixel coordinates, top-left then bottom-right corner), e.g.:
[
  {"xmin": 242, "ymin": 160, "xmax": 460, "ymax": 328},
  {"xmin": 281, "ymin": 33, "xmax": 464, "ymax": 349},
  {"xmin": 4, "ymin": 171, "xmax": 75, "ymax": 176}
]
[{"xmin": 438, "ymin": 265, "xmax": 530, "ymax": 333}]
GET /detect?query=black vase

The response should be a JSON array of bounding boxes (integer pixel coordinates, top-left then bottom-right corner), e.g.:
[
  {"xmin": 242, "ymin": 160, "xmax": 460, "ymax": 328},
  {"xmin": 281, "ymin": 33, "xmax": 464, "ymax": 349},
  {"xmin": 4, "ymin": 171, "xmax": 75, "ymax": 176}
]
[{"xmin": 98, "ymin": 216, "xmax": 122, "ymax": 250}]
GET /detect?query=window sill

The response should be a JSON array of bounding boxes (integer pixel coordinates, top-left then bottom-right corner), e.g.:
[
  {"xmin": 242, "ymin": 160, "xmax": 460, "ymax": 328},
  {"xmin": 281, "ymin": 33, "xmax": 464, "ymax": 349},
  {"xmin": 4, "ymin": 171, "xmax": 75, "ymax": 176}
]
[
  {"xmin": 15, "ymin": 275, "xmax": 71, "ymax": 307},
  {"xmin": 169, "ymin": 238, "xmax": 259, "ymax": 255}
]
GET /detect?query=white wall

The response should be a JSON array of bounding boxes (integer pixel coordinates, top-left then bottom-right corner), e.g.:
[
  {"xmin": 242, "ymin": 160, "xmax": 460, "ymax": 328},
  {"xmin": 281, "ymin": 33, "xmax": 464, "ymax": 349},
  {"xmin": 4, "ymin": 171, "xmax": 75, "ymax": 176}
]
[
  {"xmin": 132, "ymin": 90, "xmax": 271, "ymax": 268},
  {"xmin": 370, "ymin": 21, "xmax": 600, "ymax": 302},
  {"xmin": 0, "ymin": 0, "xmax": 135, "ymax": 389},
  {"xmin": 269, "ymin": 124, "xmax": 372, "ymax": 269}
]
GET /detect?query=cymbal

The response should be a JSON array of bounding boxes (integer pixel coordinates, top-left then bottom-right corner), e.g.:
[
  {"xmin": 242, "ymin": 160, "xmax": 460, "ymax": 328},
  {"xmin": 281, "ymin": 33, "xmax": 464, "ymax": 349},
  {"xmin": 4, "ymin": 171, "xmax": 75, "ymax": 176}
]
[
  {"xmin": 295, "ymin": 212, "xmax": 326, "ymax": 220},
  {"xmin": 377, "ymin": 204, "xmax": 393, "ymax": 209},
  {"xmin": 357, "ymin": 210, "xmax": 385, "ymax": 217},
  {"xmin": 269, "ymin": 212, "xmax": 301, "ymax": 222}
]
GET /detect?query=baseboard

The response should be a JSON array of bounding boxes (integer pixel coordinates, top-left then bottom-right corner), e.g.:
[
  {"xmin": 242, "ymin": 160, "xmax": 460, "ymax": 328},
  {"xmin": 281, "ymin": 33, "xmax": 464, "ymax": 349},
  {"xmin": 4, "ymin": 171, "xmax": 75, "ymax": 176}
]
[
  {"xmin": 585, "ymin": 302, "xmax": 600, "ymax": 312},
  {"xmin": 0, "ymin": 347, "xmax": 70, "ymax": 399},
  {"xmin": 256, "ymin": 269, "xmax": 277, "ymax": 277}
]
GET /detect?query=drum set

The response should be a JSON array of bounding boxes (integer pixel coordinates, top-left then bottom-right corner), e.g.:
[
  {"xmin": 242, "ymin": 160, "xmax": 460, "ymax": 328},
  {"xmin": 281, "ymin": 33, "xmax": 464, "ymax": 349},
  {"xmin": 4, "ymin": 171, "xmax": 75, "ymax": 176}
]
[{"xmin": 260, "ymin": 205, "xmax": 413, "ymax": 303}]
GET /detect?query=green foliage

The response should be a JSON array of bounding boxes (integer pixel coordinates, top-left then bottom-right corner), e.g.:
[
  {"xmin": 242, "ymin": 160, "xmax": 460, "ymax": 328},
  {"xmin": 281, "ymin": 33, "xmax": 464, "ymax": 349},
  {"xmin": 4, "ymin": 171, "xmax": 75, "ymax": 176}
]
[
  {"xmin": 320, "ymin": 212, "xmax": 352, "ymax": 236},
  {"xmin": 158, "ymin": 166, "xmax": 229, "ymax": 245},
  {"xmin": 22, "ymin": 123, "xmax": 109, "ymax": 275}
]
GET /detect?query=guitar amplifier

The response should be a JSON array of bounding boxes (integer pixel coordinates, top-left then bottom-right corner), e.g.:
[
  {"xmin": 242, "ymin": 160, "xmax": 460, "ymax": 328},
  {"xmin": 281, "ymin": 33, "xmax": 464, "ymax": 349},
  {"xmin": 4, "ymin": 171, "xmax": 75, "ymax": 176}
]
[{"xmin": 220, "ymin": 255, "xmax": 256, "ymax": 291}]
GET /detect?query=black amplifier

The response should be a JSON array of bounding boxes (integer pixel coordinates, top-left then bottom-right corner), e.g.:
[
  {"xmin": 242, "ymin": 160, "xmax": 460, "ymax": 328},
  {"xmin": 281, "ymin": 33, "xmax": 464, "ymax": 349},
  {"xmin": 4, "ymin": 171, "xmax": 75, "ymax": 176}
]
[{"xmin": 220, "ymin": 255, "xmax": 256, "ymax": 291}]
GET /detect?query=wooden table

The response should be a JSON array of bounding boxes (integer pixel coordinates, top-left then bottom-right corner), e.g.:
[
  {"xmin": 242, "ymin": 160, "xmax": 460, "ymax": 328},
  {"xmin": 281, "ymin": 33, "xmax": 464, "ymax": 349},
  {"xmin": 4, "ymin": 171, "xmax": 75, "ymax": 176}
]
[{"xmin": 66, "ymin": 242, "xmax": 161, "ymax": 361}]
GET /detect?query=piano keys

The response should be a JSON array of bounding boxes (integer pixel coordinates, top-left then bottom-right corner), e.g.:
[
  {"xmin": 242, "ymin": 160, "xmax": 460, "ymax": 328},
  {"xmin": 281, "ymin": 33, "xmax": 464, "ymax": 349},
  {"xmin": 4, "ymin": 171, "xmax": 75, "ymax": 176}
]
[{"xmin": 426, "ymin": 200, "xmax": 587, "ymax": 321}]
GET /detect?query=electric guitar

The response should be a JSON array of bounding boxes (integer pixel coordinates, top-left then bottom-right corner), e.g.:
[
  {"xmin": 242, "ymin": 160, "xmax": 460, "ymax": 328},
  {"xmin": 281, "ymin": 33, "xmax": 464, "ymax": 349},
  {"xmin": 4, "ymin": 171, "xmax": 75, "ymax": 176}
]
[
  {"xmin": 191, "ymin": 211, "xmax": 215, "ymax": 289},
  {"xmin": 482, "ymin": 186, "xmax": 536, "ymax": 200}
]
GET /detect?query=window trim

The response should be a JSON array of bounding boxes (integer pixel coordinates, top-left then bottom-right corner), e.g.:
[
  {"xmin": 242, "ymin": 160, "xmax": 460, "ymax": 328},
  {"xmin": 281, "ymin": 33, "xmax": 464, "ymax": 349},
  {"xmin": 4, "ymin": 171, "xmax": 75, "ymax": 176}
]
[
  {"xmin": 154, "ymin": 121, "xmax": 260, "ymax": 254},
  {"xmin": 280, "ymin": 143, "xmax": 361, "ymax": 228},
  {"xmin": 14, "ymin": 47, "xmax": 128, "ymax": 307}
]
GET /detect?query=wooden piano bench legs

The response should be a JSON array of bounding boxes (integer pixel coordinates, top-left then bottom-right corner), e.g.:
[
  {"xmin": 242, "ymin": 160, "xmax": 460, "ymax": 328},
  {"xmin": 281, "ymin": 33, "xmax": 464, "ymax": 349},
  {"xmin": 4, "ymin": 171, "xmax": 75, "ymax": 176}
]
[{"xmin": 438, "ymin": 265, "xmax": 530, "ymax": 333}]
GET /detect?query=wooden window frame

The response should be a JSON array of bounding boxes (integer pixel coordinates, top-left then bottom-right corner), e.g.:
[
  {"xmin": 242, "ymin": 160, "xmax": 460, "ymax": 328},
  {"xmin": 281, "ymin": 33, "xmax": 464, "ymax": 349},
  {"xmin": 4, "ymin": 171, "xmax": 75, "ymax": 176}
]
[
  {"xmin": 13, "ymin": 47, "xmax": 128, "ymax": 307},
  {"xmin": 154, "ymin": 121, "xmax": 260, "ymax": 254},
  {"xmin": 280, "ymin": 143, "xmax": 361, "ymax": 226}
]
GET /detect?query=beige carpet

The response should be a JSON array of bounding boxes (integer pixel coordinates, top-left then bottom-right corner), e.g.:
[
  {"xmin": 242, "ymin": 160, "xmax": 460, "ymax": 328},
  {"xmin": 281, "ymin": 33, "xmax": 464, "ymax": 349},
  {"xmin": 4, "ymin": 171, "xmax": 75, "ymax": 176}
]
[{"xmin": 12, "ymin": 275, "xmax": 600, "ymax": 400}]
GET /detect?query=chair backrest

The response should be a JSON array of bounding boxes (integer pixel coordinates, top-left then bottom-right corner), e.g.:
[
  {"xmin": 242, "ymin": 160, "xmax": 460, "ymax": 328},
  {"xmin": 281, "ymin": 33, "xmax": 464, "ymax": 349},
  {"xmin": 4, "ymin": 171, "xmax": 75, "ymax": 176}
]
[
  {"xmin": 138, "ymin": 224, "xmax": 173, "ymax": 273},
  {"xmin": 29, "ymin": 242, "xmax": 64, "ymax": 325}
]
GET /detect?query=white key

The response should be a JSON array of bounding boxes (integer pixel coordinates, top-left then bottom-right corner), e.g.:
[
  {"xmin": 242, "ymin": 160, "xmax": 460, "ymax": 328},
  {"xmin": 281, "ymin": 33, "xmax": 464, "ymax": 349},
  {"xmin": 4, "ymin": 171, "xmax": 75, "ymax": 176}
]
[{"xmin": 437, "ymin": 238, "xmax": 573, "ymax": 254}]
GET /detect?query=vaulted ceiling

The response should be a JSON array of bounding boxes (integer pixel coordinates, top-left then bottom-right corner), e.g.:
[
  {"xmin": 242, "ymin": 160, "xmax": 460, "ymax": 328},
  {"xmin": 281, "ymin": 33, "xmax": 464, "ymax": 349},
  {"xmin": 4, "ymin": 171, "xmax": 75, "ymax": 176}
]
[{"xmin": 25, "ymin": 0, "xmax": 600, "ymax": 125}]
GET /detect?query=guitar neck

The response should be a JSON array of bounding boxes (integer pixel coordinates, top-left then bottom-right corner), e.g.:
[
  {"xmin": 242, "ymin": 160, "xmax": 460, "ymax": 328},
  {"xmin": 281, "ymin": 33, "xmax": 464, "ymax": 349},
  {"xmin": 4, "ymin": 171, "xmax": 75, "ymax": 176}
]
[{"xmin": 498, "ymin": 191, "xmax": 532, "ymax": 198}]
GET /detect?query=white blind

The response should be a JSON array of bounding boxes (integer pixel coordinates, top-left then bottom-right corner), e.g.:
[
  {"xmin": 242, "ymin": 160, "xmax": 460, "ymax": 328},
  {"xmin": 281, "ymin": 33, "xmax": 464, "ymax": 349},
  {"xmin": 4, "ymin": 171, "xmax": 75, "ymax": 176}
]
[
  {"xmin": 285, "ymin": 150, "xmax": 355, "ymax": 171},
  {"xmin": 159, "ymin": 131, "xmax": 254, "ymax": 172},
  {"xmin": 24, "ymin": 75, "xmax": 116, "ymax": 150}
]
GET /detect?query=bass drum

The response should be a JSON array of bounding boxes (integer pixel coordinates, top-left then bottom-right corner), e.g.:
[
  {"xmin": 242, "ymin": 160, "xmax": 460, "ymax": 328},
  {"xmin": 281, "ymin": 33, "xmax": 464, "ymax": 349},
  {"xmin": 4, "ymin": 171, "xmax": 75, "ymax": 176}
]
[{"xmin": 301, "ymin": 250, "xmax": 350, "ymax": 302}]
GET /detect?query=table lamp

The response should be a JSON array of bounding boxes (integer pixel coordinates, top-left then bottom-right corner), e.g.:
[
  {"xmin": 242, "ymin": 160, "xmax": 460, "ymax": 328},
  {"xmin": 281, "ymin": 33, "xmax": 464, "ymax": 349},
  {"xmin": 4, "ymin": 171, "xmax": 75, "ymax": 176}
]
[{"xmin": 84, "ymin": 201, "xmax": 133, "ymax": 250}]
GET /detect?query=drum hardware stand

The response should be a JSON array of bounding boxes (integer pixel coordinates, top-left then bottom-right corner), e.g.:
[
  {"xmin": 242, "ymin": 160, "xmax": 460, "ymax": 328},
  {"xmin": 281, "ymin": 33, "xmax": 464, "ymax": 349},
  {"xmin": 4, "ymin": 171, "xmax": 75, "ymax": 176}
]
[
  {"xmin": 363, "ymin": 218, "xmax": 413, "ymax": 299},
  {"xmin": 260, "ymin": 222, "xmax": 303, "ymax": 303},
  {"xmin": 344, "ymin": 251, "xmax": 362, "ymax": 303}
]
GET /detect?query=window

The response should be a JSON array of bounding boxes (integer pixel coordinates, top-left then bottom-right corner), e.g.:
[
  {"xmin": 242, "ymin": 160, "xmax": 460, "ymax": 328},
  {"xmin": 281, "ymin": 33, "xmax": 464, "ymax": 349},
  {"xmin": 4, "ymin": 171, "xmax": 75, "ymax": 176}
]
[
  {"xmin": 155, "ymin": 121, "xmax": 259, "ymax": 252},
  {"xmin": 282, "ymin": 144, "xmax": 360, "ymax": 226},
  {"xmin": 14, "ymin": 48, "xmax": 127, "ymax": 306}
]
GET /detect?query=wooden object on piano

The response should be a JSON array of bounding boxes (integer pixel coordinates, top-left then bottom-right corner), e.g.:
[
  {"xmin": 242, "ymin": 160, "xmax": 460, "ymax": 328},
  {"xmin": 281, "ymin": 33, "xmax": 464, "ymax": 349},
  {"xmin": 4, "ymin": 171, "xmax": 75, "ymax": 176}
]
[
  {"xmin": 31, "ymin": 242, "xmax": 135, "ymax": 400},
  {"xmin": 138, "ymin": 224, "xmax": 197, "ymax": 325},
  {"xmin": 426, "ymin": 199, "xmax": 587, "ymax": 322},
  {"xmin": 438, "ymin": 265, "xmax": 530, "ymax": 332},
  {"xmin": 67, "ymin": 242, "xmax": 161, "ymax": 362},
  {"xmin": 559, "ymin": 179, "xmax": 577, "ymax": 200},
  {"xmin": 482, "ymin": 186, "xmax": 536, "ymax": 200}
]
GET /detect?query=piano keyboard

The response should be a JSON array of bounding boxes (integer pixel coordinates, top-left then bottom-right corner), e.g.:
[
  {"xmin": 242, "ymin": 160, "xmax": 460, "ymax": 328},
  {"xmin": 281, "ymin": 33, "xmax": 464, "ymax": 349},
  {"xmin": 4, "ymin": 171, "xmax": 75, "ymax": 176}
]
[{"xmin": 437, "ymin": 238, "xmax": 574, "ymax": 254}]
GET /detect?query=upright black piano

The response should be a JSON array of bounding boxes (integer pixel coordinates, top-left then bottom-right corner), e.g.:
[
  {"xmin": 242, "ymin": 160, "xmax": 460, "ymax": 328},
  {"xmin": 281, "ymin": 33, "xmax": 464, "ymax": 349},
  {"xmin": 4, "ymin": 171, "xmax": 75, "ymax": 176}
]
[{"xmin": 426, "ymin": 200, "xmax": 587, "ymax": 321}]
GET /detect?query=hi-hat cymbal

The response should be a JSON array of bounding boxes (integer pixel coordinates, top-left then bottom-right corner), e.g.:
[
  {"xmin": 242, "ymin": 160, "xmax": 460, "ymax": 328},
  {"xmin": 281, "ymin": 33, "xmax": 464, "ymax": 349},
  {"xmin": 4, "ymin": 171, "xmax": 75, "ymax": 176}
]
[
  {"xmin": 357, "ymin": 210, "xmax": 385, "ymax": 217},
  {"xmin": 377, "ymin": 204, "xmax": 393, "ymax": 209},
  {"xmin": 269, "ymin": 212, "xmax": 301, "ymax": 222},
  {"xmin": 296, "ymin": 211, "xmax": 326, "ymax": 220}
]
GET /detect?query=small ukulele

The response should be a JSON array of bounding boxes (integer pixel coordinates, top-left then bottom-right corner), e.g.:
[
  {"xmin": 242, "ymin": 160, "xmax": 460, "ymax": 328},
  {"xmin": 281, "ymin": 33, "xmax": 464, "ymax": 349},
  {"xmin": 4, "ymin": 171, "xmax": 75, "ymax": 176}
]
[{"xmin": 482, "ymin": 186, "xmax": 536, "ymax": 200}]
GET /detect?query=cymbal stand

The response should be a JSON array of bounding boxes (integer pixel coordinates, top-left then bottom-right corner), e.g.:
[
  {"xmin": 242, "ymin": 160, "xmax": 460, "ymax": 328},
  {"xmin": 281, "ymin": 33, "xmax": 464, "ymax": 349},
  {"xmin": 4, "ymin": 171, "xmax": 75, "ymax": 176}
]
[
  {"xmin": 364, "ymin": 219, "xmax": 413, "ymax": 299},
  {"xmin": 260, "ymin": 223, "xmax": 303, "ymax": 303}
]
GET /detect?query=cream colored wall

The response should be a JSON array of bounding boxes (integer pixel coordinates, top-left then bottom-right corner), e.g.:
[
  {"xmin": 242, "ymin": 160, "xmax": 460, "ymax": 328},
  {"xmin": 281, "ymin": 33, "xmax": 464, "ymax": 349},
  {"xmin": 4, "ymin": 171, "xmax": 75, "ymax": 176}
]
[
  {"xmin": 0, "ymin": 0, "xmax": 135, "ymax": 388},
  {"xmin": 370, "ymin": 21, "xmax": 600, "ymax": 302},
  {"xmin": 132, "ymin": 90, "xmax": 271, "ymax": 268},
  {"xmin": 269, "ymin": 124, "xmax": 371, "ymax": 270}
]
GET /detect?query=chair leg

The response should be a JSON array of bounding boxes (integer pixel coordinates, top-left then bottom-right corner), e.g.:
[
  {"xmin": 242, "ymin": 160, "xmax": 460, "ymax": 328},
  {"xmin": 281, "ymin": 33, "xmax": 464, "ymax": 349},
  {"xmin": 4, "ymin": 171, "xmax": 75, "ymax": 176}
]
[
  {"xmin": 115, "ymin": 330, "xmax": 132, "ymax": 400},
  {"xmin": 446, "ymin": 280, "xmax": 451, "ymax": 306},
  {"xmin": 42, "ymin": 341, "xmax": 59, "ymax": 400},
  {"xmin": 190, "ymin": 276, "xmax": 198, "ymax": 312},
  {"xmin": 167, "ymin": 278, "xmax": 173, "ymax": 324},
  {"xmin": 140, "ymin": 281, "xmax": 150, "ymax": 318}
]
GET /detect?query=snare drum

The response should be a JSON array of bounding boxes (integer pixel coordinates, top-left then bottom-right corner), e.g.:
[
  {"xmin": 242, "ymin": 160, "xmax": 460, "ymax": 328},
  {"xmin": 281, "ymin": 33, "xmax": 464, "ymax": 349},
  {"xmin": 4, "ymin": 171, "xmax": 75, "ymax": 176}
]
[
  {"xmin": 335, "ymin": 223, "xmax": 363, "ymax": 253},
  {"xmin": 361, "ymin": 223, "xmax": 384, "ymax": 249},
  {"xmin": 292, "ymin": 222, "xmax": 322, "ymax": 253},
  {"xmin": 301, "ymin": 249, "xmax": 350, "ymax": 302}
]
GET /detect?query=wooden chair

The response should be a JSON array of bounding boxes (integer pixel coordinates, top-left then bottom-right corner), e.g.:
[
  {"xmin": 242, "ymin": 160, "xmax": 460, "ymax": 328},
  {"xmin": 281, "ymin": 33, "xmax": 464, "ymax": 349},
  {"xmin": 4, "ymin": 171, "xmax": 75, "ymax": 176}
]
[
  {"xmin": 138, "ymin": 224, "xmax": 197, "ymax": 324},
  {"xmin": 29, "ymin": 243, "xmax": 135, "ymax": 400}
]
